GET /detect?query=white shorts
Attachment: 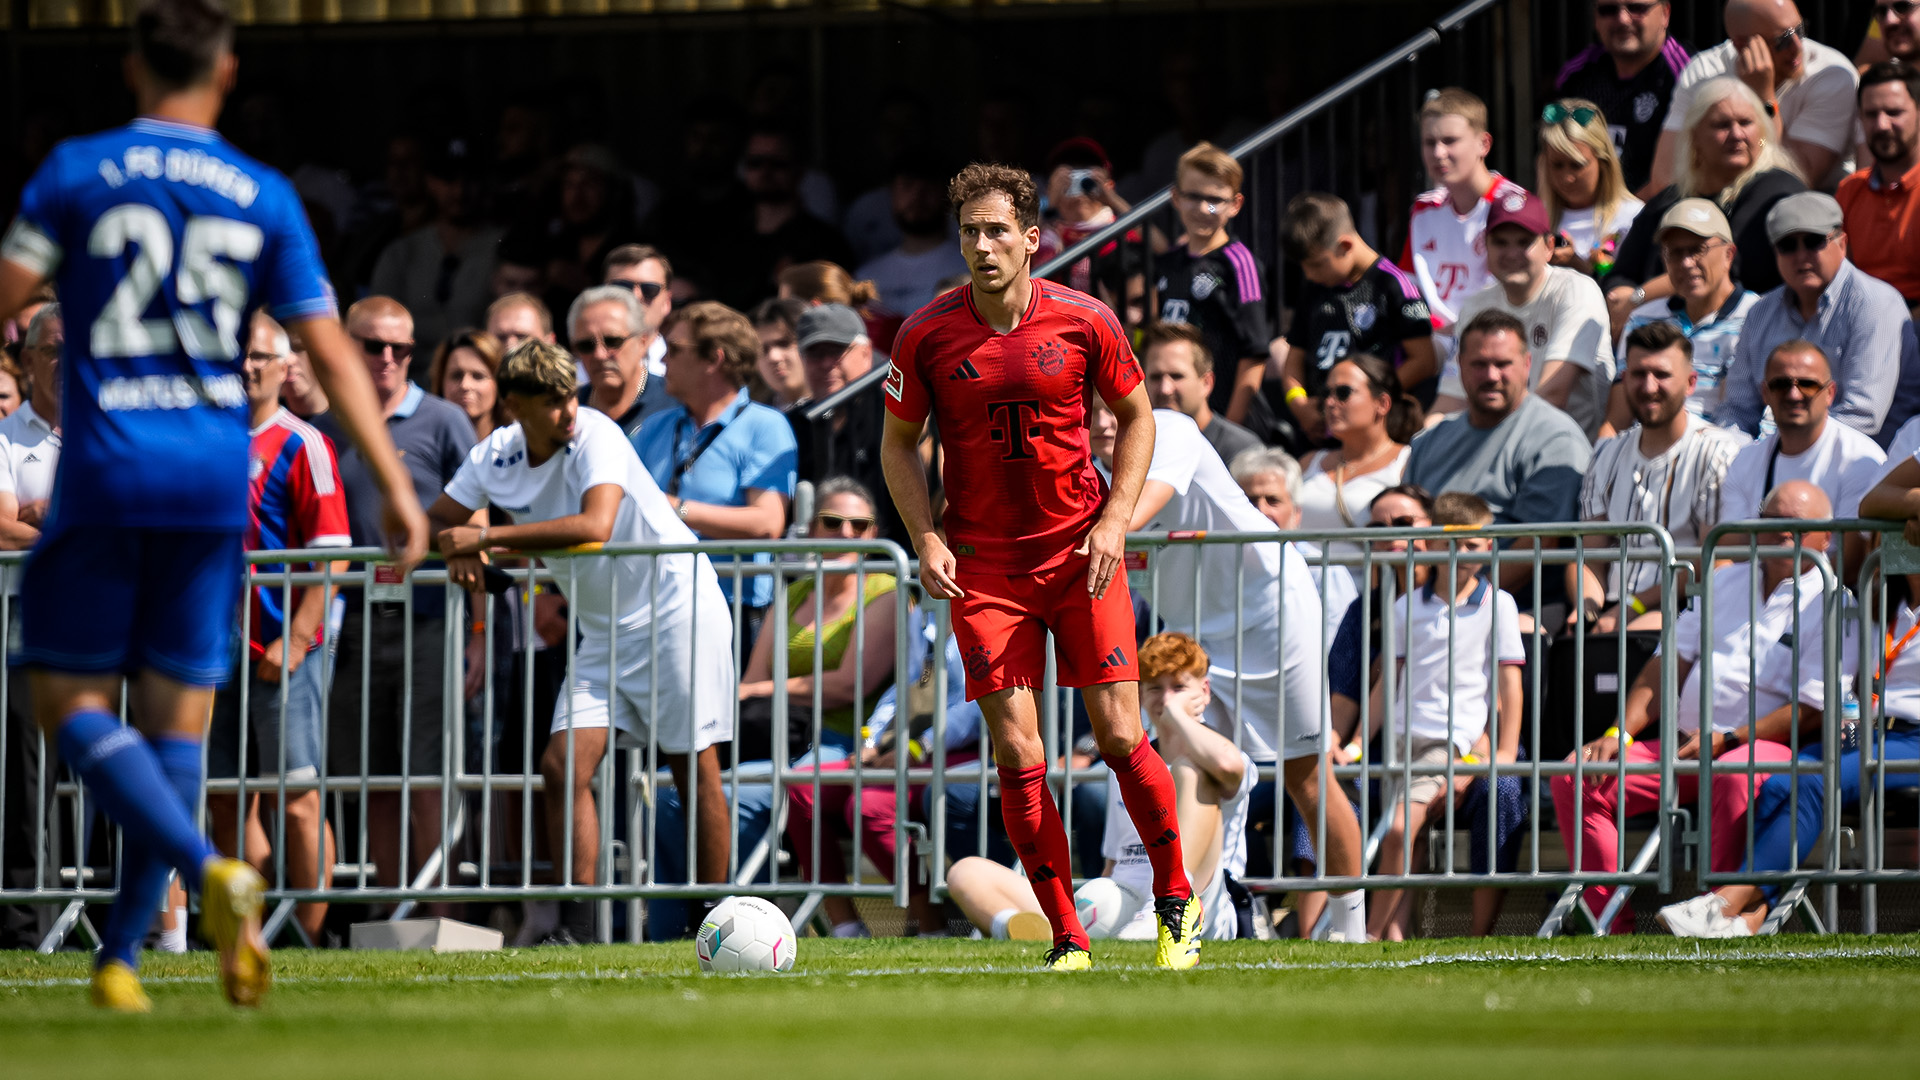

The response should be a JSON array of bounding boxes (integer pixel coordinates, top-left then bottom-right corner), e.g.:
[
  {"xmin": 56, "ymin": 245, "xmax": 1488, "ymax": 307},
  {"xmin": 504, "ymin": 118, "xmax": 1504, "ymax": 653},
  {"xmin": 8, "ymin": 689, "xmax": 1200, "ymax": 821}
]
[
  {"xmin": 557, "ymin": 612, "xmax": 736, "ymax": 755},
  {"xmin": 1082, "ymin": 871, "xmax": 1236, "ymax": 942},
  {"xmin": 1202, "ymin": 633, "xmax": 1324, "ymax": 763}
]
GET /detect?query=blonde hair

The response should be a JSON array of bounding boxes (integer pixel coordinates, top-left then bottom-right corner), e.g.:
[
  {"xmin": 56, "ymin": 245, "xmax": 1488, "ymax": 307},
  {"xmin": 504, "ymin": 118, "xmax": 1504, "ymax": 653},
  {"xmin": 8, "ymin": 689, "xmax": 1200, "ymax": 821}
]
[
  {"xmin": 1420, "ymin": 87, "xmax": 1488, "ymax": 134},
  {"xmin": 1537, "ymin": 98, "xmax": 1632, "ymax": 238},
  {"xmin": 1674, "ymin": 76, "xmax": 1803, "ymax": 205},
  {"xmin": 496, "ymin": 339, "xmax": 577, "ymax": 401},
  {"xmin": 1175, "ymin": 141, "xmax": 1242, "ymax": 194},
  {"xmin": 778, "ymin": 261, "xmax": 879, "ymax": 307}
]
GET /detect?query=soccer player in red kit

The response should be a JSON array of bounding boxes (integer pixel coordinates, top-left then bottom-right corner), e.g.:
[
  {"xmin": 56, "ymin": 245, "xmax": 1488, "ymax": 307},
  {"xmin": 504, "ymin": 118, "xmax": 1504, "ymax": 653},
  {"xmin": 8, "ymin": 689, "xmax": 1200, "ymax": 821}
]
[{"xmin": 879, "ymin": 163, "xmax": 1200, "ymax": 972}]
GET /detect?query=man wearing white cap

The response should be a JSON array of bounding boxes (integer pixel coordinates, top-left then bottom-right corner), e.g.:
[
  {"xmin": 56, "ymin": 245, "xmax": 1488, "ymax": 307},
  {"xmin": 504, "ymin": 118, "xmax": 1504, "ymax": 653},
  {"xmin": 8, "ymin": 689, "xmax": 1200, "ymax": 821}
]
[
  {"xmin": 1720, "ymin": 191, "xmax": 1916, "ymax": 442},
  {"xmin": 1612, "ymin": 197, "xmax": 1761, "ymax": 428}
]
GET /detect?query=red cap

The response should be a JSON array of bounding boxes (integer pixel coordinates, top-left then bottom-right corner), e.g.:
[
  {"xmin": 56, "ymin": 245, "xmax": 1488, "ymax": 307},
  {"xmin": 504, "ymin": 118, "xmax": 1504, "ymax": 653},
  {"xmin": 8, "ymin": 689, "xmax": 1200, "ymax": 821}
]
[{"xmin": 1484, "ymin": 188, "xmax": 1550, "ymax": 237}]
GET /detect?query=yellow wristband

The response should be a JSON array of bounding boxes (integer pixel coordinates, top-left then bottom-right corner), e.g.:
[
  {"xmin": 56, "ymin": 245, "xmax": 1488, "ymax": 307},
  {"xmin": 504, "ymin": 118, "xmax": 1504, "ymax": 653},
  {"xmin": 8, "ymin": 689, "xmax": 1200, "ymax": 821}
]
[
  {"xmin": 907, "ymin": 739, "xmax": 926, "ymax": 763},
  {"xmin": 1344, "ymin": 741, "xmax": 1364, "ymax": 761},
  {"xmin": 1285, "ymin": 386, "xmax": 1308, "ymax": 405},
  {"xmin": 1460, "ymin": 752, "xmax": 1480, "ymax": 765},
  {"xmin": 1601, "ymin": 725, "xmax": 1633, "ymax": 747},
  {"xmin": 1628, "ymin": 595, "xmax": 1647, "ymax": 616}
]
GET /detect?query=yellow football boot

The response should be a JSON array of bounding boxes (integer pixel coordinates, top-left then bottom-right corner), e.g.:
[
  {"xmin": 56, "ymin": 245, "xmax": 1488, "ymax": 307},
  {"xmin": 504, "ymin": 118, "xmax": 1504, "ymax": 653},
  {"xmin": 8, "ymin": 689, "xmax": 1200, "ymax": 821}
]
[
  {"xmin": 200, "ymin": 857, "xmax": 270, "ymax": 1007},
  {"xmin": 1042, "ymin": 941, "xmax": 1093, "ymax": 972},
  {"xmin": 1153, "ymin": 895, "xmax": 1202, "ymax": 971},
  {"xmin": 90, "ymin": 960, "xmax": 152, "ymax": 1013}
]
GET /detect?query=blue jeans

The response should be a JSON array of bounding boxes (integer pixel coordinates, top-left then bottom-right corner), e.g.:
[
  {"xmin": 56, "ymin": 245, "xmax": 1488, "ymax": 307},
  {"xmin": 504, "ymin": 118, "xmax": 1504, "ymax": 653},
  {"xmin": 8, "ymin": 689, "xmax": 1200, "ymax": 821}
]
[{"xmin": 1744, "ymin": 728, "xmax": 1920, "ymax": 899}]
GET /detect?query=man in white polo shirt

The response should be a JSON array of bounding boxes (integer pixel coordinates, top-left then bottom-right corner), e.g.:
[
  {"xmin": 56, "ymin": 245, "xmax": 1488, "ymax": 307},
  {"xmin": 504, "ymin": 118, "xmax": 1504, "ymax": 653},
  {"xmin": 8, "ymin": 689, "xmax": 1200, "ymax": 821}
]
[
  {"xmin": 429, "ymin": 339, "xmax": 735, "ymax": 945},
  {"xmin": 1720, "ymin": 339, "xmax": 1884, "ymax": 572},
  {"xmin": 1088, "ymin": 399, "xmax": 1368, "ymax": 942},
  {"xmin": 0, "ymin": 302, "xmax": 58, "ymax": 948}
]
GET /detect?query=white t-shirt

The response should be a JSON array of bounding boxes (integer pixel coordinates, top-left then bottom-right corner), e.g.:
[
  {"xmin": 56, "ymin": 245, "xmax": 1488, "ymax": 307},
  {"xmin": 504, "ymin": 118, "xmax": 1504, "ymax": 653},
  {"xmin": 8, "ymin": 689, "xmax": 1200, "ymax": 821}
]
[
  {"xmin": 1297, "ymin": 445, "xmax": 1409, "ymax": 590},
  {"xmin": 1719, "ymin": 419, "xmax": 1886, "ymax": 527},
  {"xmin": 443, "ymin": 407, "xmax": 722, "ymax": 639},
  {"xmin": 1392, "ymin": 580, "xmax": 1526, "ymax": 752},
  {"xmin": 1444, "ymin": 267, "xmax": 1615, "ymax": 436},
  {"xmin": 1665, "ymin": 39, "xmax": 1862, "ymax": 189},
  {"xmin": 1558, "ymin": 197, "xmax": 1644, "ymax": 259},
  {"xmin": 1672, "ymin": 562, "xmax": 1848, "ymax": 734},
  {"xmin": 1405, "ymin": 175, "xmax": 1529, "ymax": 329},
  {"xmin": 1135, "ymin": 410, "xmax": 1338, "ymax": 669},
  {"xmin": 1104, "ymin": 744, "xmax": 1257, "ymax": 900},
  {"xmin": 0, "ymin": 401, "xmax": 56, "ymax": 597},
  {"xmin": 1881, "ymin": 603, "xmax": 1920, "ymax": 724},
  {"xmin": 856, "ymin": 243, "xmax": 967, "ymax": 319},
  {"xmin": 1579, "ymin": 417, "xmax": 1749, "ymax": 597}
]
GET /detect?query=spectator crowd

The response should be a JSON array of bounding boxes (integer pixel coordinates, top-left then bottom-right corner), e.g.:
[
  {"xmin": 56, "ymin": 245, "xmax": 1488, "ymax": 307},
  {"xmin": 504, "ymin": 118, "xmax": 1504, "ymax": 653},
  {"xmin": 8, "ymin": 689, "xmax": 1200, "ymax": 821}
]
[{"xmin": 9, "ymin": 0, "xmax": 1920, "ymax": 950}]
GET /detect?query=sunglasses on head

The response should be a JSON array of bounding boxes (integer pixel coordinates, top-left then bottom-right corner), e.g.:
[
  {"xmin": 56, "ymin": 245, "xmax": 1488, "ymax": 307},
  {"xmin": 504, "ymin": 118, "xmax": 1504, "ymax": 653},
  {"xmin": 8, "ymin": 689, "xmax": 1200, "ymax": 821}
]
[
  {"xmin": 1542, "ymin": 102, "xmax": 1600, "ymax": 127},
  {"xmin": 1367, "ymin": 516, "xmax": 1424, "ymax": 529},
  {"xmin": 357, "ymin": 336, "xmax": 413, "ymax": 362},
  {"xmin": 571, "ymin": 333, "xmax": 630, "ymax": 356},
  {"xmin": 816, "ymin": 513, "xmax": 873, "ymax": 531},
  {"xmin": 1594, "ymin": 1, "xmax": 1659, "ymax": 17},
  {"xmin": 1880, "ymin": 1, "xmax": 1919, "ymax": 20},
  {"xmin": 1766, "ymin": 376, "xmax": 1830, "ymax": 396},
  {"xmin": 609, "ymin": 279, "xmax": 666, "ymax": 303},
  {"xmin": 1773, "ymin": 230, "xmax": 1837, "ymax": 256}
]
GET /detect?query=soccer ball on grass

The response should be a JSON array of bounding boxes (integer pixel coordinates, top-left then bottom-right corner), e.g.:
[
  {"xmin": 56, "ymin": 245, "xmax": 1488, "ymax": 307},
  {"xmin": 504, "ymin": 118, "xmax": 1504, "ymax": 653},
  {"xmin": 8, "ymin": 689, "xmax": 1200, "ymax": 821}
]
[{"xmin": 695, "ymin": 896, "xmax": 797, "ymax": 973}]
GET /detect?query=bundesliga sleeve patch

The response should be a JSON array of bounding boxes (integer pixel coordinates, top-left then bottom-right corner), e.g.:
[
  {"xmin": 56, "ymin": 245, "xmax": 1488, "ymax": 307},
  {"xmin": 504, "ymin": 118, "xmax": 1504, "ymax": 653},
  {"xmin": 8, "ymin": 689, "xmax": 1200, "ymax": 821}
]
[{"xmin": 884, "ymin": 360, "xmax": 905, "ymax": 401}]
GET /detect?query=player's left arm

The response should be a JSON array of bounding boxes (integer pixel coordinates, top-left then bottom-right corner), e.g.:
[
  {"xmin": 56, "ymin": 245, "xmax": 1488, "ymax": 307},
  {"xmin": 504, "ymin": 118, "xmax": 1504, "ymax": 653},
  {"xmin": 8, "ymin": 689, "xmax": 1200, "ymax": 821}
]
[
  {"xmin": 1080, "ymin": 383, "xmax": 1154, "ymax": 598},
  {"xmin": 428, "ymin": 492, "xmax": 491, "ymax": 594},
  {"xmin": 440, "ymin": 484, "xmax": 621, "ymax": 557}
]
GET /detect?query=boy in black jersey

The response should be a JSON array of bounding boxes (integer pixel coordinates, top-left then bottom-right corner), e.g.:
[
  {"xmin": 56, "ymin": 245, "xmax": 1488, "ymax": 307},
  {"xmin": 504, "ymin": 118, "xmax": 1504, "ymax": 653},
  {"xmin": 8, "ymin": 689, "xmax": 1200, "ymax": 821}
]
[
  {"xmin": 1153, "ymin": 142, "xmax": 1278, "ymax": 444},
  {"xmin": 1281, "ymin": 192, "xmax": 1441, "ymax": 429}
]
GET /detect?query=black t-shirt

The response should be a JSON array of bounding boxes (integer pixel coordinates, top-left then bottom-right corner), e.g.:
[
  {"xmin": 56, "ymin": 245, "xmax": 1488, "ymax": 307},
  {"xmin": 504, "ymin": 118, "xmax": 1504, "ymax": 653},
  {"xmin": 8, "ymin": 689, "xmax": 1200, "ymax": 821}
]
[
  {"xmin": 1154, "ymin": 240, "xmax": 1273, "ymax": 418},
  {"xmin": 1554, "ymin": 39, "xmax": 1692, "ymax": 193},
  {"xmin": 1284, "ymin": 256, "xmax": 1435, "ymax": 403}
]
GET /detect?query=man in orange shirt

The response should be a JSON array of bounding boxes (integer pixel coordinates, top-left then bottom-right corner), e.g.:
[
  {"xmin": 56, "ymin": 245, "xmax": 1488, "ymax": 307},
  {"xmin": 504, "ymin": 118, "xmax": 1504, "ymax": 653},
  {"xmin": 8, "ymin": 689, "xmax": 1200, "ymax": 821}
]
[{"xmin": 1837, "ymin": 61, "xmax": 1920, "ymax": 309}]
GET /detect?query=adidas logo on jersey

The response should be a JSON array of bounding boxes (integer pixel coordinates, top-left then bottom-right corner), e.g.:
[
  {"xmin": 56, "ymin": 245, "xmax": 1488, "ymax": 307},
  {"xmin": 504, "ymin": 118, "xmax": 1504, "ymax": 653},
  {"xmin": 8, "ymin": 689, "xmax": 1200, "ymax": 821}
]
[
  {"xmin": 1099, "ymin": 646, "xmax": 1128, "ymax": 670},
  {"xmin": 949, "ymin": 359, "xmax": 983, "ymax": 380}
]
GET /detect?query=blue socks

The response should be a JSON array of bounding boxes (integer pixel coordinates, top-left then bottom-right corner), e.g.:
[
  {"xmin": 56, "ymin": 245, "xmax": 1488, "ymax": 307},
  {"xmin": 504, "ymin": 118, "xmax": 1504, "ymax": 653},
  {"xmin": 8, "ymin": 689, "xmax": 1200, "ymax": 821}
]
[{"xmin": 58, "ymin": 711, "xmax": 216, "ymax": 969}]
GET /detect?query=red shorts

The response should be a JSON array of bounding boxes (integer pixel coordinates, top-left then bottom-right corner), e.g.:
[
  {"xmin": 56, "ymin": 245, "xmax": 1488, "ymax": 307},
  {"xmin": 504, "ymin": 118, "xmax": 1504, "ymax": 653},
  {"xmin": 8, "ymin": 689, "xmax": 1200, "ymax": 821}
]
[{"xmin": 950, "ymin": 555, "xmax": 1139, "ymax": 700}]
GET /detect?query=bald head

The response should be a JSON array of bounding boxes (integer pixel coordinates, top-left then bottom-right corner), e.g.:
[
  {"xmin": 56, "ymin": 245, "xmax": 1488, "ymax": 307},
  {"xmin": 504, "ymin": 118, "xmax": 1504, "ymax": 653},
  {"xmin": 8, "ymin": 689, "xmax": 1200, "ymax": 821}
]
[
  {"xmin": 1761, "ymin": 479, "xmax": 1832, "ymax": 521},
  {"xmin": 345, "ymin": 296, "xmax": 413, "ymax": 335},
  {"xmin": 1725, "ymin": 0, "xmax": 1799, "ymax": 35},
  {"xmin": 344, "ymin": 296, "xmax": 415, "ymax": 401}
]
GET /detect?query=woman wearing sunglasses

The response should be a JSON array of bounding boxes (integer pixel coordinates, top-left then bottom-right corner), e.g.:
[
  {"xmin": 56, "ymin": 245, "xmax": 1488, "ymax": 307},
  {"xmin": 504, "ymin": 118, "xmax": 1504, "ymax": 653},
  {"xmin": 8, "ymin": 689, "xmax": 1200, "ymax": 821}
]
[
  {"xmin": 1605, "ymin": 76, "xmax": 1807, "ymax": 331},
  {"xmin": 1539, "ymin": 99, "xmax": 1644, "ymax": 279},
  {"xmin": 1295, "ymin": 355, "xmax": 1422, "ymax": 588}
]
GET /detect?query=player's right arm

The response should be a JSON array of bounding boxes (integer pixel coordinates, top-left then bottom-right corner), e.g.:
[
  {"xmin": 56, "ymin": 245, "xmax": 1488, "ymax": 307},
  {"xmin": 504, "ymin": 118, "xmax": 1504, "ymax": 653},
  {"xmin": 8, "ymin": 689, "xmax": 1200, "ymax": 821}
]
[
  {"xmin": 294, "ymin": 317, "xmax": 430, "ymax": 574},
  {"xmin": 880, "ymin": 410, "xmax": 960, "ymax": 600}
]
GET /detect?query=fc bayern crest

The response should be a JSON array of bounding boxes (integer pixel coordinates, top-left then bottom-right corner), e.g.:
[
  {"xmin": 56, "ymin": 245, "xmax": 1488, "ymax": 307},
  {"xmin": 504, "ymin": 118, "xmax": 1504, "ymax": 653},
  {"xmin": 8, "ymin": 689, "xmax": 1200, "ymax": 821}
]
[
  {"xmin": 1033, "ymin": 339, "xmax": 1067, "ymax": 376},
  {"xmin": 1352, "ymin": 303, "xmax": 1377, "ymax": 332},
  {"xmin": 1190, "ymin": 273, "xmax": 1219, "ymax": 301},
  {"xmin": 1633, "ymin": 91, "xmax": 1659, "ymax": 124},
  {"xmin": 1532, "ymin": 323, "xmax": 1549, "ymax": 347}
]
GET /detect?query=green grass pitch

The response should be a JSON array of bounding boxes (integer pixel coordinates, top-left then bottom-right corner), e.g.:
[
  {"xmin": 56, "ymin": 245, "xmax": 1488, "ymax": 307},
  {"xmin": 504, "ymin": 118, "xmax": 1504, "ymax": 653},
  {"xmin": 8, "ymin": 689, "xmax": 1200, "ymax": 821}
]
[{"xmin": 4, "ymin": 936, "xmax": 1918, "ymax": 1078}]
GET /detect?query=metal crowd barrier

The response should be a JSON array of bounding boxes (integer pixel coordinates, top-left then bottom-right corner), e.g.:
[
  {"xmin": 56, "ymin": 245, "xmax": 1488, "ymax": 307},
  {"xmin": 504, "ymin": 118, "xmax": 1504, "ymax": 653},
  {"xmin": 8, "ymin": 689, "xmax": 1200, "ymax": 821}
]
[{"xmin": 4, "ymin": 520, "xmax": 1917, "ymax": 949}]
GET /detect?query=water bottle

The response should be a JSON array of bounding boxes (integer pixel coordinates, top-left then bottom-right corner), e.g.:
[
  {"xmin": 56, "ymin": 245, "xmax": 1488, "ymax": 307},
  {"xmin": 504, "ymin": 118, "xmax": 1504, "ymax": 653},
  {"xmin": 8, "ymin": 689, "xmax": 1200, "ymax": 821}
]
[{"xmin": 1841, "ymin": 690, "xmax": 1861, "ymax": 752}]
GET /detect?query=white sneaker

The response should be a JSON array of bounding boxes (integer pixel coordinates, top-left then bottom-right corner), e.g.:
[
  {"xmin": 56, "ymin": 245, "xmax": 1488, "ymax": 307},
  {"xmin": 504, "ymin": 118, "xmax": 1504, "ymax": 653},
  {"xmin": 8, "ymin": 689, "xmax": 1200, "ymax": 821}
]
[{"xmin": 1656, "ymin": 893, "xmax": 1750, "ymax": 938}]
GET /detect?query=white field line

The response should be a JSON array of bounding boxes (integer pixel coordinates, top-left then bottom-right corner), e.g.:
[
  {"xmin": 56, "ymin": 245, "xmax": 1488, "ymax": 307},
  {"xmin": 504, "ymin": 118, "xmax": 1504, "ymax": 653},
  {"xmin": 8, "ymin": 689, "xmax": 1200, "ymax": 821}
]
[{"xmin": 3, "ymin": 942, "xmax": 1918, "ymax": 991}]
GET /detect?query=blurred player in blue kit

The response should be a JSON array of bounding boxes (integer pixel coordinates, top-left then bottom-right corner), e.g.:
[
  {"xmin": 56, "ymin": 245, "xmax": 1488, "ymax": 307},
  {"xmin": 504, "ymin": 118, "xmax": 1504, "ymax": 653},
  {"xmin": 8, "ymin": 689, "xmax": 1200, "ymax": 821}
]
[{"xmin": 0, "ymin": 0, "xmax": 428, "ymax": 1010}]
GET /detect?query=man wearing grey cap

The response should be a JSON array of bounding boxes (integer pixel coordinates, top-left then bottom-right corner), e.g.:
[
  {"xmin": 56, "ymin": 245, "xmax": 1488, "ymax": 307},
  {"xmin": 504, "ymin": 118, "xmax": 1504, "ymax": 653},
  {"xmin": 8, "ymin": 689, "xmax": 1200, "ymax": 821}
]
[
  {"xmin": 788, "ymin": 303, "xmax": 907, "ymax": 541},
  {"xmin": 1612, "ymin": 197, "xmax": 1761, "ymax": 428},
  {"xmin": 1720, "ymin": 191, "xmax": 1916, "ymax": 442}
]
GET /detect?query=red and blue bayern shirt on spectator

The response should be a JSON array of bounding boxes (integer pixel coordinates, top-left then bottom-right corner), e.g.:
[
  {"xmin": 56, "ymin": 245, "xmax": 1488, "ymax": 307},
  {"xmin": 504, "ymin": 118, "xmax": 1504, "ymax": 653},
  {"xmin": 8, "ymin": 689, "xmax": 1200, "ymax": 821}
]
[{"xmin": 246, "ymin": 408, "xmax": 351, "ymax": 658}]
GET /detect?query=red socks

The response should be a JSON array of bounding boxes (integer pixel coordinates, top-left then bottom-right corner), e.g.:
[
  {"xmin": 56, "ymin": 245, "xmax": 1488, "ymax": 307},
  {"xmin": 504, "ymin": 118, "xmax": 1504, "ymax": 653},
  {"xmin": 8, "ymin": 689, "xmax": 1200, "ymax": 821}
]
[
  {"xmin": 996, "ymin": 763, "xmax": 1087, "ymax": 949},
  {"xmin": 1102, "ymin": 738, "xmax": 1192, "ymax": 902}
]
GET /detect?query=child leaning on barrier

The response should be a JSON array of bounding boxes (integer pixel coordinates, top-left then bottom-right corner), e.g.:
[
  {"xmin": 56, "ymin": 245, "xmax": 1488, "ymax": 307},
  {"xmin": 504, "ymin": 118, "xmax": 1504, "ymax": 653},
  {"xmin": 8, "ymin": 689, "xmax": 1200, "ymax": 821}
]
[{"xmin": 1364, "ymin": 491, "xmax": 1526, "ymax": 941}]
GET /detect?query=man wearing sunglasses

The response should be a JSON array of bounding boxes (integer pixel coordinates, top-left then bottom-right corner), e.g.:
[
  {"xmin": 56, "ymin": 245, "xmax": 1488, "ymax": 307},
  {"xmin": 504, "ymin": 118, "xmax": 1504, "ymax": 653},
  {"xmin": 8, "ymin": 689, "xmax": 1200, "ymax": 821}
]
[
  {"xmin": 1720, "ymin": 192, "xmax": 1912, "ymax": 443},
  {"xmin": 1858, "ymin": 0, "xmax": 1920, "ymax": 67},
  {"xmin": 568, "ymin": 284, "xmax": 670, "ymax": 439},
  {"xmin": 1721, "ymin": 339, "xmax": 1885, "ymax": 573},
  {"xmin": 1555, "ymin": 0, "xmax": 1691, "ymax": 194},
  {"xmin": 603, "ymin": 243, "xmax": 674, "ymax": 387},
  {"xmin": 1654, "ymin": 0, "xmax": 1862, "ymax": 191}
]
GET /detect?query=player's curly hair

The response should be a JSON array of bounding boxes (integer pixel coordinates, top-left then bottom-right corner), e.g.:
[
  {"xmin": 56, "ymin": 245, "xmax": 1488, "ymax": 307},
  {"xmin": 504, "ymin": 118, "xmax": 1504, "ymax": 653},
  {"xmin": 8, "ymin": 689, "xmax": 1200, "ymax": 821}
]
[
  {"xmin": 496, "ymin": 339, "xmax": 578, "ymax": 401},
  {"xmin": 1138, "ymin": 632, "xmax": 1209, "ymax": 682},
  {"xmin": 949, "ymin": 163, "xmax": 1039, "ymax": 231}
]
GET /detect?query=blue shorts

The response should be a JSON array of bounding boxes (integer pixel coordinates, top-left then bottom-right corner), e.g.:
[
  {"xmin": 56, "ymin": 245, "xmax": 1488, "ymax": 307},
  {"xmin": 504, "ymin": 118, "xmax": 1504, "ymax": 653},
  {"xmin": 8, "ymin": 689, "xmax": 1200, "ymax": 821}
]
[{"xmin": 19, "ymin": 527, "xmax": 243, "ymax": 687}]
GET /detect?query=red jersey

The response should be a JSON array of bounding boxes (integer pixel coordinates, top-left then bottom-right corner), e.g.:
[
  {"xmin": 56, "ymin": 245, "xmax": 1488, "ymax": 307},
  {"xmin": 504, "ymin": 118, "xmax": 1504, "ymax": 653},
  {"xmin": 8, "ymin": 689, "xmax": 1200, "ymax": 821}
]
[
  {"xmin": 246, "ymin": 408, "xmax": 352, "ymax": 657},
  {"xmin": 885, "ymin": 279, "xmax": 1142, "ymax": 574}
]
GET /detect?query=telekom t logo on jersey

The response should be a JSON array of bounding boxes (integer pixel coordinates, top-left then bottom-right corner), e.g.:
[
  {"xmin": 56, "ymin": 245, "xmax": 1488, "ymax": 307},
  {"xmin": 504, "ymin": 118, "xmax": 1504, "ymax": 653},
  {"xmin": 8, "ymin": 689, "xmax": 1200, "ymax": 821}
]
[
  {"xmin": 985, "ymin": 399, "xmax": 1043, "ymax": 461},
  {"xmin": 1435, "ymin": 263, "xmax": 1470, "ymax": 301}
]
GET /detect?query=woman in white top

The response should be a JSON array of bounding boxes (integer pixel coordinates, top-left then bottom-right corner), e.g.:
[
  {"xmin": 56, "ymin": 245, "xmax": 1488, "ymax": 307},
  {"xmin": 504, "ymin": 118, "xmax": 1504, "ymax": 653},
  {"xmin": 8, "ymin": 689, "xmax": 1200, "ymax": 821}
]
[
  {"xmin": 1539, "ymin": 97, "xmax": 1643, "ymax": 279},
  {"xmin": 1296, "ymin": 356, "xmax": 1420, "ymax": 585}
]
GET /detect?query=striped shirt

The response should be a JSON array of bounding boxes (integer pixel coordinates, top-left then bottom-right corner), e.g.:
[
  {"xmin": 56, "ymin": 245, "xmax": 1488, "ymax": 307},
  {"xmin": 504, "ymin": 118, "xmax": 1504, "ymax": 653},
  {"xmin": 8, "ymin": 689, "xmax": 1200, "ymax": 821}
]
[
  {"xmin": 1616, "ymin": 288, "xmax": 1760, "ymax": 426},
  {"xmin": 1579, "ymin": 416, "xmax": 1748, "ymax": 599},
  {"xmin": 246, "ymin": 408, "xmax": 351, "ymax": 656}
]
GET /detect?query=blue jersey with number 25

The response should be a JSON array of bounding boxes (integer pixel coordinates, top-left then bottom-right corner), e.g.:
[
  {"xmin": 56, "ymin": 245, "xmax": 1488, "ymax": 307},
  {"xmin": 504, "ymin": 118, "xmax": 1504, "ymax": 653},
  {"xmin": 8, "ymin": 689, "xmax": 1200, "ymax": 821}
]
[{"xmin": 0, "ymin": 116, "xmax": 335, "ymax": 533}]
